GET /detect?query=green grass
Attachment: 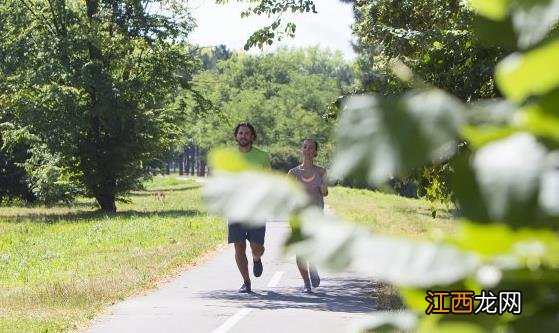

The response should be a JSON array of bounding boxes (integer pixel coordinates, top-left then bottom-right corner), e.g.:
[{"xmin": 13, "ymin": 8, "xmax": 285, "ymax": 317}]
[
  {"xmin": 327, "ymin": 187, "xmax": 456, "ymax": 240},
  {"xmin": 0, "ymin": 176, "xmax": 225, "ymax": 333}
]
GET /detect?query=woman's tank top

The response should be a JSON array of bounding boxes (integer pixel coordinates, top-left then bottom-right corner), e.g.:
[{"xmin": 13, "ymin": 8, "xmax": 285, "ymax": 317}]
[{"xmin": 289, "ymin": 165, "xmax": 324, "ymax": 209}]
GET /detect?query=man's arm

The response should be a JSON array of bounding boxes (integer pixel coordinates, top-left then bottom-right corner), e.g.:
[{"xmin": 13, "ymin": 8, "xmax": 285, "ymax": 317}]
[{"xmin": 265, "ymin": 153, "xmax": 272, "ymax": 170}]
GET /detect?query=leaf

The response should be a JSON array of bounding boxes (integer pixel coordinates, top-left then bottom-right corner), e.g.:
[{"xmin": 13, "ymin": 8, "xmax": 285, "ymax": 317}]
[
  {"xmin": 287, "ymin": 208, "xmax": 479, "ymax": 287},
  {"xmin": 473, "ymin": 133, "xmax": 545, "ymax": 222},
  {"xmin": 454, "ymin": 133, "xmax": 548, "ymax": 226},
  {"xmin": 519, "ymin": 89, "xmax": 559, "ymax": 143},
  {"xmin": 472, "ymin": 15, "xmax": 518, "ymax": 49},
  {"xmin": 496, "ymin": 39, "xmax": 559, "ymax": 103},
  {"xmin": 427, "ymin": 321, "xmax": 487, "ymax": 333},
  {"xmin": 511, "ymin": 0, "xmax": 559, "ymax": 48},
  {"xmin": 522, "ymin": 109, "xmax": 559, "ymax": 143},
  {"xmin": 203, "ymin": 171, "xmax": 309, "ymax": 225},
  {"xmin": 539, "ymin": 151, "xmax": 559, "ymax": 216},
  {"xmin": 462, "ymin": 126, "xmax": 518, "ymax": 149},
  {"xmin": 470, "ymin": 0, "xmax": 559, "ymax": 48},
  {"xmin": 462, "ymin": 99, "xmax": 518, "ymax": 148},
  {"xmin": 330, "ymin": 90, "xmax": 466, "ymax": 185},
  {"xmin": 349, "ymin": 311, "xmax": 418, "ymax": 333},
  {"xmin": 469, "ymin": 0, "xmax": 509, "ymax": 20},
  {"xmin": 448, "ymin": 221, "xmax": 559, "ymax": 268}
]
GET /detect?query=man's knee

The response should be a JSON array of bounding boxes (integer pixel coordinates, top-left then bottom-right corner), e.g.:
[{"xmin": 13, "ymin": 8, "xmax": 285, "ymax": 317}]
[
  {"xmin": 250, "ymin": 242, "xmax": 264, "ymax": 256},
  {"xmin": 234, "ymin": 241, "xmax": 247, "ymax": 253}
]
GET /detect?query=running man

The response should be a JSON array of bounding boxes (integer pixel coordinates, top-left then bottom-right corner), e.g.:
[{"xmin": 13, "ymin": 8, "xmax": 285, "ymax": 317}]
[{"xmin": 229, "ymin": 122, "xmax": 271, "ymax": 293}]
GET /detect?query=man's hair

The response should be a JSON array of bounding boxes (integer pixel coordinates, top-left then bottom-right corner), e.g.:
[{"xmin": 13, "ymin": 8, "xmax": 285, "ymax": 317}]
[{"xmin": 234, "ymin": 122, "xmax": 257, "ymax": 139}]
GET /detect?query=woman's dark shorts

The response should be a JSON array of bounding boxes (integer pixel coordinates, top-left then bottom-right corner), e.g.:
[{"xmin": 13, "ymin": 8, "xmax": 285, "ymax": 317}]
[{"xmin": 228, "ymin": 222, "xmax": 266, "ymax": 245}]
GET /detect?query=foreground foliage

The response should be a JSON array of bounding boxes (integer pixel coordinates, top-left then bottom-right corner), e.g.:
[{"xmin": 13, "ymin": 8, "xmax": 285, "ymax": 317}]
[{"xmin": 206, "ymin": 0, "xmax": 559, "ymax": 331}]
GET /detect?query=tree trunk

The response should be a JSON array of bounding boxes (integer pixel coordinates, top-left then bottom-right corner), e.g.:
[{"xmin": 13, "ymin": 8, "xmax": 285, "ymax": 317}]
[
  {"xmin": 187, "ymin": 145, "xmax": 195, "ymax": 175},
  {"xmin": 96, "ymin": 193, "xmax": 116, "ymax": 213},
  {"xmin": 198, "ymin": 149, "xmax": 206, "ymax": 177},
  {"xmin": 178, "ymin": 151, "xmax": 185, "ymax": 176}
]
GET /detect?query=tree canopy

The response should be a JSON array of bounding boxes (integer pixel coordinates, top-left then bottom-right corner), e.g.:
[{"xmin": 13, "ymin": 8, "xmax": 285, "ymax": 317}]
[
  {"xmin": 178, "ymin": 47, "xmax": 353, "ymax": 170},
  {"xmin": 0, "ymin": 0, "xmax": 198, "ymax": 211}
]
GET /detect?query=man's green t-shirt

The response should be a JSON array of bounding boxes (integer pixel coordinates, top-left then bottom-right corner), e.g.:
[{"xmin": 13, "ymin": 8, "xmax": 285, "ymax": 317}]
[{"xmin": 242, "ymin": 147, "xmax": 271, "ymax": 170}]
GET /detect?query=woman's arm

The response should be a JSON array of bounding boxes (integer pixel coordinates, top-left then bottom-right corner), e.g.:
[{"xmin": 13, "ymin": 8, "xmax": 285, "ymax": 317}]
[
  {"xmin": 319, "ymin": 168, "xmax": 328, "ymax": 197},
  {"xmin": 287, "ymin": 168, "xmax": 295, "ymax": 179}
]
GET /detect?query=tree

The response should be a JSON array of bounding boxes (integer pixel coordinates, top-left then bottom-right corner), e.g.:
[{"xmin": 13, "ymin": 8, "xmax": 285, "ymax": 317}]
[
  {"xmin": 0, "ymin": 124, "xmax": 35, "ymax": 204},
  {"xmin": 350, "ymin": 0, "xmax": 506, "ymax": 101},
  {"xmin": 0, "ymin": 0, "xmax": 198, "ymax": 211},
  {"xmin": 177, "ymin": 47, "xmax": 352, "ymax": 171}
]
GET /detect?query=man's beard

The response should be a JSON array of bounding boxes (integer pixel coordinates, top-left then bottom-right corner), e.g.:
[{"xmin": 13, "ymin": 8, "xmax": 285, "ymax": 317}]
[{"xmin": 237, "ymin": 139, "xmax": 252, "ymax": 147}]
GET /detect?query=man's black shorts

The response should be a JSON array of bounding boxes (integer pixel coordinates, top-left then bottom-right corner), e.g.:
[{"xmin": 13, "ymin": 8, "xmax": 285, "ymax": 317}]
[{"xmin": 228, "ymin": 222, "xmax": 266, "ymax": 245}]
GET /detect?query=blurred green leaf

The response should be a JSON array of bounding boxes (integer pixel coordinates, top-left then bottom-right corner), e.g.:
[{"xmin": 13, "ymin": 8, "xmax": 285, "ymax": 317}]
[
  {"xmin": 462, "ymin": 126, "xmax": 518, "ymax": 149},
  {"xmin": 469, "ymin": 0, "xmax": 509, "ymax": 20},
  {"xmin": 452, "ymin": 150, "xmax": 492, "ymax": 223},
  {"xmin": 284, "ymin": 214, "xmax": 307, "ymax": 247},
  {"xmin": 472, "ymin": 133, "xmax": 545, "ymax": 225},
  {"xmin": 519, "ymin": 89, "xmax": 559, "ymax": 143},
  {"xmin": 472, "ymin": 15, "xmax": 517, "ymax": 49},
  {"xmin": 539, "ymin": 151, "xmax": 559, "ymax": 216},
  {"xmin": 203, "ymin": 171, "xmax": 309, "ymax": 225},
  {"xmin": 449, "ymin": 221, "xmax": 559, "ymax": 268},
  {"xmin": 467, "ymin": 99, "xmax": 517, "ymax": 126},
  {"xmin": 428, "ymin": 321, "xmax": 487, "ymax": 333},
  {"xmin": 400, "ymin": 287, "xmax": 430, "ymax": 312},
  {"xmin": 496, "ymin": 39, "xmax": 559, "ymax": 102},
  {"xmin": 470, "ymin": 0, "xmax": 559, "ymax": 48},
  {"xmin": 522, "ymin": 109, "xmax": 559, "ymax": 143},
  {"xmin": 453, "ymin": 133, "xmax": 559, "ymax": 226},
  {"xmin": 350, "ymin": 311, "xmax": 418, "ymax": 333},
  {"xmin": 330, "ymin": 90, "xmax": 466, "ymax": 185},
  {"xmin": 287, "ymin": 208, "xmax": 479, "ymax": 287},
  {"xmin": 510, "ymin": 0, "xmax": 559, "ymax": 48}
]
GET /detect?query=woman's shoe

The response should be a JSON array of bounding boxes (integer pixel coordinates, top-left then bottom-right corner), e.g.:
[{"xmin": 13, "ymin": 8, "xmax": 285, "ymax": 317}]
[{"xmin": 310, "ymin": 269, "xmax": 320, "ymax": 288}]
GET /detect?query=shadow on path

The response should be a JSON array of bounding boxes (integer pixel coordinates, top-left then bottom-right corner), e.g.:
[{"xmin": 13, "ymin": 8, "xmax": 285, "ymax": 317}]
[
  {"xmin": 197, "ymin": 277, "xmax": 377, "ymax": 314},
  {"xmin": 0, "ymin": 209, "xmax": 202, "ymax": 224},
  {"xmin": 135, "ymin": 185, "xmax": 201, "ymax": 194}
]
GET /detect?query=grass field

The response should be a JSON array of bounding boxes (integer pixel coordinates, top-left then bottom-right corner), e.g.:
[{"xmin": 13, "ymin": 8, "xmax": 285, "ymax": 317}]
[
  {"xmin": 0, "ymin": 177, "xmax": 457, "ymax": 332},
  {"xmin": 327, "ymin": 187, "xmax": 456, "ymax": 240},
  {"xmin": 0, "ymin": 176, "xmax": 226, "ymax": 333}
]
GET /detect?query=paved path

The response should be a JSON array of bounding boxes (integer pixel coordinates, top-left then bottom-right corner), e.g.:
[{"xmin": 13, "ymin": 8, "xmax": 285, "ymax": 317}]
[{"xmin": 85, "ymin": 220, "xmax": 377, "ymax": 333}]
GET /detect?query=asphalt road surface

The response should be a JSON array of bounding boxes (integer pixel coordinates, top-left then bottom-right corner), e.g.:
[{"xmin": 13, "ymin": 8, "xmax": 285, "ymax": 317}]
[{"xmin": 85, "ymin": 221, "xmax": 377, "ymax": 333}]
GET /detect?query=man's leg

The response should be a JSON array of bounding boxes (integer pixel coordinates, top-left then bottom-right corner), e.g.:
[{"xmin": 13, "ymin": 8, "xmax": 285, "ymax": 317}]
[
  {"xmin": 229, "ymin": 223, "xmax": 251, "ymax": 292},
  {"xmin": 250, "ymin": 242, "xmax": 264, "ymax": 260},
  {"xmin": 234, "ymin": 241, "xmax": 250, "ymax": 283},
  {"xmin": 248, "ymin": 225, "xmax": 266, "ymax": 277}
]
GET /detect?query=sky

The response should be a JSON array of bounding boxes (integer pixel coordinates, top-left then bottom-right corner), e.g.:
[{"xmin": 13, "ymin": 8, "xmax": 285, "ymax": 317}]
[{"xmin": 186, "ymin": 0, "xmax": 357, "ymax": 60}]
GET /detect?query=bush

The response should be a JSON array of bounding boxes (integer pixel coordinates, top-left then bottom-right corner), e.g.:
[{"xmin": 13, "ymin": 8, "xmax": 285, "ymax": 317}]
[{"xmin": 268, "ymin": 146, "xmax": 300, "ymax": 171}]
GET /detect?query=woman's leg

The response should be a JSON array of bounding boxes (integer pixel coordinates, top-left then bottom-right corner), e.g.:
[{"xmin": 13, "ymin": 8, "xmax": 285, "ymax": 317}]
[
  {"xmin": 296, "ymin": 256, "xmax": 312, "ymax": 292},
  {"xmin": 309, "ymin": 264, "xmax": 320, "ymax": 287},
  {"xmin": 296, "ymin": 256, "xmax": 309, "ymax": 282}
]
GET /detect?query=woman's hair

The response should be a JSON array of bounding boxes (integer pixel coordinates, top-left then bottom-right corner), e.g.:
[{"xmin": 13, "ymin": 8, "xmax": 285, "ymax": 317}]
[
  {"xmin": 304, "ymin": 138, "xmax": 319, "ymax": 157},
  {"xmin": 234, "ymin": 122, "xmax": 257, "ymax": 139}
]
